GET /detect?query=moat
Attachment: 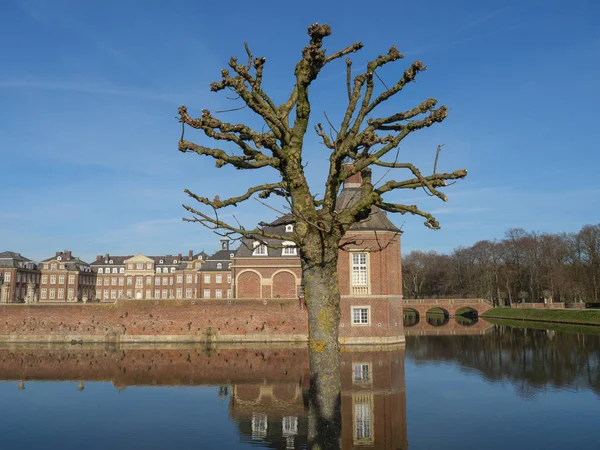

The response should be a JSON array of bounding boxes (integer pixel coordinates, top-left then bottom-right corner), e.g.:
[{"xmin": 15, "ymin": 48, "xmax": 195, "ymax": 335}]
[{"xmin": 0, "ymin": 321, "xmax": 598, "ymax": 450}]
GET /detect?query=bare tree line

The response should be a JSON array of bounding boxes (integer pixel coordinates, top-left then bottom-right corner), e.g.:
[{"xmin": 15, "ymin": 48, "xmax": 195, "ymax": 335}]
[{"xmin": 402, "ymin": 224, "xmax": 600, "ymax": 305}]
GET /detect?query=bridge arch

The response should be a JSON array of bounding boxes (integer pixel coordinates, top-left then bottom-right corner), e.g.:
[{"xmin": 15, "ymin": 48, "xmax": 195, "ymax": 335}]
[
  {"xmin": 455, "ymin": 307, "xmax": 479, "ymax": 326},
  {"xmin": 425, "ymin": 307, "xmax": 450, "ymax": 327},
  {"xmin": 403, "ymin": 307, "xmax": 420, "ymax": 327}
]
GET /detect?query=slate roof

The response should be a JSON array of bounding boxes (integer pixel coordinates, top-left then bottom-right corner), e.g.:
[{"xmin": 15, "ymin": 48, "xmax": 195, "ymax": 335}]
[
  {"xmin": 201, "ymin": 249, "xmax": 237, "ymax": 271},
  {"xmin": 41, "ymin": 251, "xmax": 91, "ymax": 272},
  {"xmin": 336, "ymin": 187, "xmax": 401, "ymax": 232},
  {"xmin": 0, "ymin": 251, "xmax": 37, "ymax": 269},
  {"xmin": 89, "ymin": 256, "xmax": 131, "ymax": 266}
]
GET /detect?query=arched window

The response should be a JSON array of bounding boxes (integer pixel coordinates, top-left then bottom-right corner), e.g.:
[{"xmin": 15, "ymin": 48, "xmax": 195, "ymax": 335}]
[
  {"xmin": 112, "ymin": 268, "xmax": 118, "ymax": 274},
  {"xmin": 285, "ymin": 224, "xmax": 294, "ymax": 232},
  {"xmin": 170, "ymin": 267, "xmax": 175, "ymax": 273},
  {"xmin": 173, "ymin": 259, "xmax": 177, "ymax": 263},
  {"xmin": 252, "ymin": 241, "xmax": 268, "ymax": 256},
  {"xmin": 217, "ymin": 263, "xmax": 222, "ymax": 269},
  {"xmin": 282, "ymin": 241, "xmax": 297, "ymax": 256},
  {"xmin": 109, "ymin": 259, "xmax": 113, "ymax": 264},
  {"xmin": 119, "ymin": 268, "xmax": 124, "ymax": 274},
  {"xmin": 156, "ymin": 268, "xmax": 161, "ymax": 274},
  {"xmin": 98, "ymin": 268, "xmax": 103, "ymax": 274}
]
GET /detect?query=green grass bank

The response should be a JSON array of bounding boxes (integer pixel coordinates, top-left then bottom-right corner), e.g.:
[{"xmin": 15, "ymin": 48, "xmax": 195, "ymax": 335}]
[{"xmin": 482, "ymin": 308, "xmax": 600, "ymax": 326}]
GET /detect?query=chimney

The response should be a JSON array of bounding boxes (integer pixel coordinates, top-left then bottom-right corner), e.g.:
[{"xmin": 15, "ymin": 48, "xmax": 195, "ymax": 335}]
[
  {"xmin": 342, "ymin": 162, "xmax": 363, "ymax": 188},
  {"xmin": 55, "ymin": 251, "xmax": 61, "ymax": 257},
  {"xmin": 104, "ymin": 253, "xmax": 109, "ymax": 263},
  {"xmin": 96, "ymin": 255, "xmax": 102, "ymax": 261},
  {"xmin": 66, "ymin": 251, "xmax": 72, "ymax": 261},
  {"xmin": 220, "ymin": 237, "xmax": 230, "ymax": 251},
  {"xmin": 188, "ymin": 250, "xmax": 193, "ymax": 260},
  {"xmin": 177, "ymin": 253, "xmax": 182, "ymax": 261}
]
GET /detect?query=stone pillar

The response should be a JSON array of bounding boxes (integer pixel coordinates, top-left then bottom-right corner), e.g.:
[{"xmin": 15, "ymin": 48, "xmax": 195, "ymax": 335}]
[
  {"xmin": 0, "ymin": 283, "xmax": 10, "ymax": 304},
  {"xmin": 25, "ymin": 282, "xmax": 36, "ymax": 303}
]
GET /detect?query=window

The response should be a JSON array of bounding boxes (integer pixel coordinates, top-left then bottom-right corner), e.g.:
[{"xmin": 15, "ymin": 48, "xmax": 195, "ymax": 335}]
[
  {"xmin": 112, "ymin": 268, "xmax": 117, "ymax": 274},
  {"xmin": 58, "ymin": 288, "xmax": 64, "ymax": 299},
  {"xmin": 230, "ymin": 253, "xmax": 234, "ymax": 258},
  {"xmin": 98, "ymin": 268, "xmax": 104, "ymax": 274},
  {"xmin": 155, "ymin": 289, "xmax": 160, "ymax": 298},
  {"xmin": 119, "ymin": 277, "xmax": 124, "ymax": 286},
  {"xmin": 227, "ymin": 274, "xmax": 232, "ymax": 284},
  {"xmin": 127, "ymin": 290, "xmax": 132, "ymax": 298},
  {"xmin": 68, "ymin": 275, "xmax": 75, "ymax": 284},
  {"xmin": 111, "ymin": 290, "xmax": 117, "ymax": 300},
  {"xmin": 159, "ymin": 259, "xmax": 164, "ymax": 264},
  {"xmin": 128, "ymin": 264, "xmax": 133, "ymax": 270},
  {"xmin": 111, "ymin": 277, "xmax": 117, "ymax": 286},
  {"xmin": 352, "ymin": 307, "xmax": 370, "ymax": 325},
  {"xmin": 215, "ymin": 289, "xmax": 222, "ymax": 299},
  {"xmin": 146, "ymin": 276, "xmax": 152, "ymax": 285},
  {"xmin": 285, "ymin": 224, "xmax": 294, "ymax": 232},
  {"xmin": 41, "ymin": 275, "xmax": 47, "ymax": 284},
  {"xmin": 103, "ymin": 290, "xmax": 109, "ymax": 300},
  {"xmin": 351, "ymin": 253, "xmax": 369, "ymax": 294},
  {"xmin": 104, "ymin": 278, "xmax": 109, "ymax": 286},
  {"xmin": 251, "ymin": 413, "xmax": 268, "ymax": 438},
  {"xmin": 204, "ymin": 274, "xmax": 210, "ymax": 284},
  {"xmin": 155, "ymin": 278, "xmax": 161, "ymax": 286},
  {"xmin": 163, "ymin": 277, "xmax": 168, "ymax": 285},
  {"xmin": 203, "ymin": 289, "xmax": 210, "ymax": 299},
  {"xmin": 173, "ymin": 259, "xmax": 177, "ymax": 264},
  {"xmin": 217, "ymin": 263, "xmax": 222, "ymax": 269},
  {"xmin": 109, "ymin": 259, "xmax": 113, "ymax": 264},
  {"xmin": 41, "ymin": 289, "xmax": 47, "ymax": 300},
  {"xmin": 119, "ymin": 268, "xmax": 124, "ymax": 274},
  {"xmin": 127, "ymin": 277, "xmax": 133, "ymax": 285},
  {"xmin": 177, "ymin": 274, "xmax": 183, "ymax": 283},
  {"xmin": 118, "ymin": 289, "xmax": 123, "ymax": 298},
  {"xmin": 186, "ymin": 274, "xmax": 192, "ymax": 284},
  {"xmin": 282, "ymin": 416, "xmax": 298, "ymax": 436},
  {"xmin": 59, "ymin": 275, "xmax": 65, "ymax": 284},
  {"xmin": 146, "ymin": 263, "xmax": 153, "ymax": 270},
  {"xmin": 176, "ymin": 288, "xmax": 182, "ymax": 298},
  {"xmin": 136, "ymin": 277, "xmax": 143, "ymax": 287},
  {"xmin": 216, "ymin": 274, "xmax": 222, "ymax": 284},
  {"xmin": 97, "ymin": 278, "xmax": 102, "ymax": 286},
  {"xmin": 57, "ymin": 256, "xmax": 62, "ymax": 261},
  {"xmin": 195, "ymin": 263, "xmax": 201, "ymax": 269},
  {"xmin": 162, "ymin": 289, "xmax": 167, "ymax": 299},
  {"xmin": 50, "ymin": 275, "xmax": 56, "ymax": 284},
  {"xmin": 354, "ymin": 395, "xmax": 373, "ymax": 443},
  {"xmin": 51, "ymin": 263, "xmax": 57, "ymax": 271},
  {"xmin": 49, "ymin": 289, "xmax": 55, "ymax": 299},
  {"xmin": 227, "ymin": 289, "xmax": 232, "ymax": 299},
  {"xmin": 252, "ymin": 242, "xmax": 268, "ymax": 256},
  {"xmin": 146, "ymin": 289, "xmax": 152, "ymax": 299},
  {"xmin": 68, "ymin": 289, "xmax": 74, "ymax": 300},
  {"xmin": 353, "ymin": 363, "xmax": 371, "ymax": 382},
  {"xmin": 170, "ymin": 267, "xmax": 175, "ymax": 273},
  {"xmin": 186, "ymin": 288, "xmax": 192, "ymax": 299},
  {"xmin": 156, "ymin": 268, "xmax": 162, "ymax": 274},
  {"xmin": 136, "ymin": 263, "xmax": 143, "ymax": 270},
  {"xmin": 282, "ymin": 241, "xmax": 297, "ymax": 256}
]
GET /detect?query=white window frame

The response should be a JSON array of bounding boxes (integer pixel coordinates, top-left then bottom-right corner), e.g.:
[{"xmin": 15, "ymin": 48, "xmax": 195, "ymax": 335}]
[
  {"xmin": 203, "ymin": 289, "xmax": 210, "ymax": 299},
  {"xmin": 176, "ymin": 288, "xmax": 182, "ymax": 298},
  {"xmin": 252, "ymin": 241, "xmax": 268, "ymax": 256},
  {"xmin": 353, "ymin": 363, "xmax": 371, "ymax": 383},
  {"xmin": 185, "ymin": 288, "xmax": 192, "ymax": 299},
  {"xmin": 352, "ymin": 306, "xmax": 370, "ymax": 326},
  {"xmin": 350, "ymin": 252, "xmax": 370, "ymax": 295},
  {"xmin": 215, "ymin": 289, "xmax": 222, "ymax": 299},
  {"xmin": 215, "ymin": 274, "xmax": 222, "ymax": 284},
  {"xmin": 186, "ymin": 274, "xmax": 192, "ymax": 284},
  {"xmin": 282, "ymin": 241, "xmax": 297, "ymax": 256},
  {"xmin": 204, "ymin": 274, "xmax": 210, "ymax": 284}
]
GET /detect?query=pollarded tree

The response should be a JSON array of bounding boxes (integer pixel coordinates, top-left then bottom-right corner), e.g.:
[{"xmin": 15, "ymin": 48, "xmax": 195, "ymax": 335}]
[{"xmin": 177, "ymin": 23, "xmax": 466, "ymax": 447}]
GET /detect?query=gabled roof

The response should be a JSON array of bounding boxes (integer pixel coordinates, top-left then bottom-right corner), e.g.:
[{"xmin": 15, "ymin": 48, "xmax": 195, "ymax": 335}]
[
  {"xmin": 0, "ymin": 251, "xmax": 37, "ymax": 269},
  {"xmin": 41, "ymin": 252, "xmax": 91, "ymax": 272},
  {"xmin": 201, "ymin": 248, "xmax": 237, "ymax": 271}
]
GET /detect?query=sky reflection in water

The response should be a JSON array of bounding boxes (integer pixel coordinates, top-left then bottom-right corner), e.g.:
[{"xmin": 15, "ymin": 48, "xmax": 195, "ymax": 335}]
[{"xmin": 0, "ymin": 323, "xmax": 598, "ymax": 449}]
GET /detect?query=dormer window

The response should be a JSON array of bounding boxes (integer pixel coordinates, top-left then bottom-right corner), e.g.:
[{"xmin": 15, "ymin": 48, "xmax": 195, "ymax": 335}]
[
  {"xmin": 109, "ymin": 259, "xmax": 113, "ymax": 264},
  {"xmin": 228, "ymin": 263, "xmax": 232, "ymax": 268},
  {"xmin": 252, "ymin": 241, "xmax": 268, "ymax": 256},
  {"xmin": 156, "ymin": 268, "xmax": 161, "ymax": 274},
  {"xmin": 217, "ymin": 263, "xmax": 222, "ymax": 269},
  {"xmin": 173, "ymin": 259, "xmax": 177, "ymax": 263},
  {"xmin": 199, "ymin": 255, "xmax": 203, "ymax": 260},
  {"xmin": 282, "ymin": 241, "xmax": 297, "ymax": 256},
  {"xmin": 230, "ymin": 253, "xmax": 234, "ymax": 258},
  {"xmin": 112, "ymin": 268, "xmax": 118, "ymax": 274},
  {"xmin": 159, "ymin": 259, "xmax": 164, "ymax": 264},
  {"xmin": 171, "ymin": 267, "xmax": 175, "ymax": 273},
  {"xmin": 119, "ymin": 268, "xmax": 124, "ymax": 274},
  {"xmin": 98, "ymin": 268, "xmax": 104, "ymax": 274},
  {"xmin": 57, "ymin": 256, "xmax": 62, "ymax": 261},
  {"xmin": 285, "ymin": 224, "xmax": 294, "ymax": 233}
]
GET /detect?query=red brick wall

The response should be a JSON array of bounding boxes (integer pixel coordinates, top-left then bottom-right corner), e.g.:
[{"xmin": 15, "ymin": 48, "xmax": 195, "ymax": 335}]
[
  {"xmin": 0, "ymin": 300, "xmax": 307, "ymax": 342},
  {"xmin": 272, "ymin": 271, "xmax": 296, "ymax": 298},
  {"xmin": 238, "ymin": 272, "xmax": 261, "ymax": 299}
]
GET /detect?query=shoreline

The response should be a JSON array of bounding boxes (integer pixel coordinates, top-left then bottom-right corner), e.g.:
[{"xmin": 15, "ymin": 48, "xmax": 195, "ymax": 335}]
[{"xmin": 482, "ymin": 307, "xmax": 600, "ymax": 327}]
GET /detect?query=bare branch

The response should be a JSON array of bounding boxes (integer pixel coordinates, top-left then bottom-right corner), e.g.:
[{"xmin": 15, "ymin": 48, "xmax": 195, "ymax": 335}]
[
  {"xmin": 184, "ymin": 183, "xmax": 285, "ymax": 209},
  {"xmin": 178, "ymin": 139, "xmax": 277, "ymax": 169}
]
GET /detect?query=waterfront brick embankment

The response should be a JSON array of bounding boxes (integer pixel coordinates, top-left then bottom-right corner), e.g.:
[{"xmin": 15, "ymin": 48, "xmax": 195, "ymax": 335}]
[
  {"xmin": 482, "ymin": 307, "xmax": 600, "ymax": 326},
  {"xmin": 0, "ymin": 297, "xmax": 404, "ymax": 345}
]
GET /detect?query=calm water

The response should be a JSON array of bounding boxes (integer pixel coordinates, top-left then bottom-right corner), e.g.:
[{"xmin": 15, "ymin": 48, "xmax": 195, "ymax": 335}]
[{"xmin": 0, "ymin": 321, "xmax": 598, "ymax": 449}]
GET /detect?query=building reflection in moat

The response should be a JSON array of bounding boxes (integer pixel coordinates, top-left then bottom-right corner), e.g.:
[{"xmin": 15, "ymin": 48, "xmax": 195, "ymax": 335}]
[{"xmin": 0, "ymin": 344, "xmax": 407, "ymax": 449}]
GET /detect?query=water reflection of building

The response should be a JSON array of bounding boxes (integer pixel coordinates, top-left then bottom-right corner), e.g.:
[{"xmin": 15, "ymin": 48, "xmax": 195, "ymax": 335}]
[{"xmin": 0, "ymin": 344, "xmax": 407, "ymax": 449}]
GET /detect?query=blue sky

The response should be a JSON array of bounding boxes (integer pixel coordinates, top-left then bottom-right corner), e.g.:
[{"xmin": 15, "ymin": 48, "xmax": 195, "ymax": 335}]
[{"xmin": 1, "ymin": 0, "xmax": 598, "ymax": 262}]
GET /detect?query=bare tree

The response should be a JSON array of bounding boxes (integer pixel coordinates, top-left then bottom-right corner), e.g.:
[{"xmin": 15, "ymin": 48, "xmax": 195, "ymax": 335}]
[{"xmin": 177, "ymin": 24, "xmax": 466, "ymax": 448}]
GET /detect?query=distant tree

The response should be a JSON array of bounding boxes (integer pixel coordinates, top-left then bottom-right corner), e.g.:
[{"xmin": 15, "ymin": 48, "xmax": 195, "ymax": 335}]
[{"xmin": 177, "ymin": 24, "xmax": 466, "ymax": 448}]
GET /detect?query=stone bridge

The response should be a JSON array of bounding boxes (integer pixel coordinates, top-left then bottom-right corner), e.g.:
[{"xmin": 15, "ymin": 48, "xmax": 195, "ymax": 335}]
[
  {"xmin": 404, "ymin": 317, "xmax": 494, "ymax": 336},
  {"xmin": 403, "ymin": 298, "xmax": 493, "ymax": 319}
]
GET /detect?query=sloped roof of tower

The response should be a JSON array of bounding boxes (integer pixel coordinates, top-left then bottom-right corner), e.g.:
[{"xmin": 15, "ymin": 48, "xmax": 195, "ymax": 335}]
[{"xmin": 336, "ymin": 187, "xmax": 401, "ymax": 233}]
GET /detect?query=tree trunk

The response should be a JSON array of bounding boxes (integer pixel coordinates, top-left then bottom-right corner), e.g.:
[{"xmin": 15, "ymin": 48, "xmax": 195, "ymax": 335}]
[{"xmin": 302, "ymin": 248, "xmax": 342, "ymax": 450}]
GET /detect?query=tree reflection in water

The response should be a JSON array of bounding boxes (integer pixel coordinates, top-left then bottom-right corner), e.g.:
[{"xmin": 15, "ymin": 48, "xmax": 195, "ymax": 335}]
[{"xmin": 406, "ymin": 325, "xmax": 600, "ymax": 397}]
